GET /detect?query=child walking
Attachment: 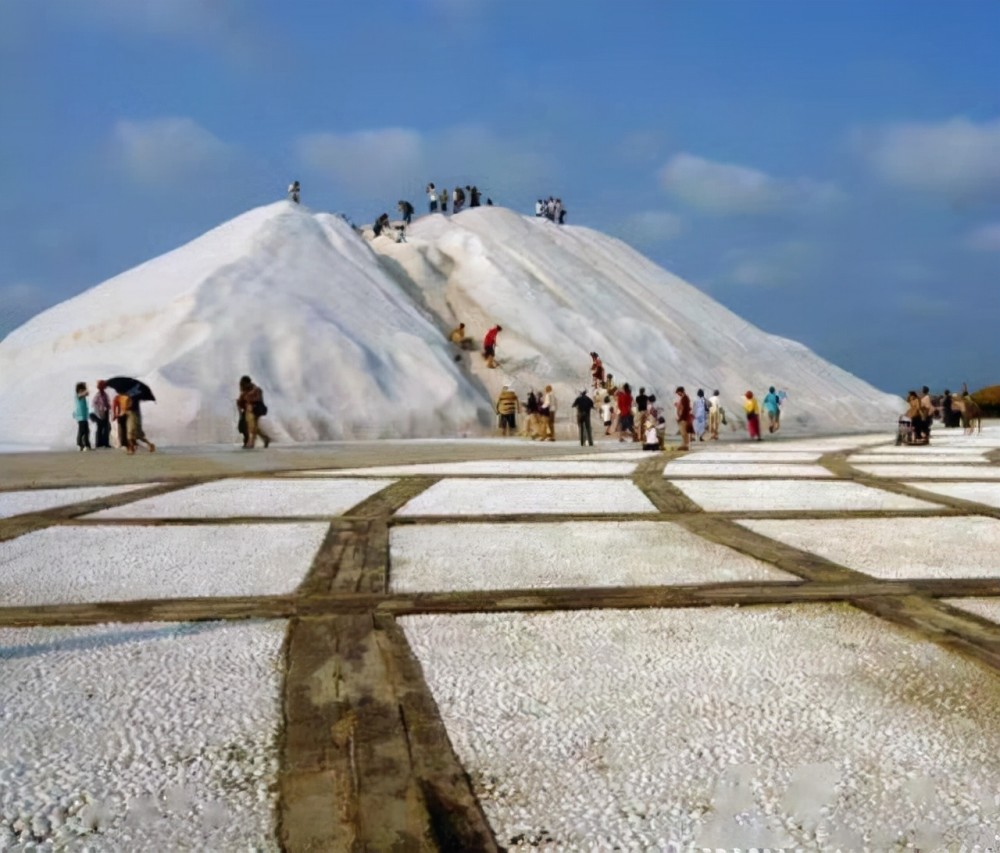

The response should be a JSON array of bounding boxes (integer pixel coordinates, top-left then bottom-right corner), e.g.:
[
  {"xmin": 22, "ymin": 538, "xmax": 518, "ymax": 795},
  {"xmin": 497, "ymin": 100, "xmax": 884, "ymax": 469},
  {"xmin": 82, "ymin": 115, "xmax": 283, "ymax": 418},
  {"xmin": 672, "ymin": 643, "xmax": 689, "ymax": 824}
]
[{"xmin": 73, "ymin": 382, "xmax": 92, "ymax": 451}]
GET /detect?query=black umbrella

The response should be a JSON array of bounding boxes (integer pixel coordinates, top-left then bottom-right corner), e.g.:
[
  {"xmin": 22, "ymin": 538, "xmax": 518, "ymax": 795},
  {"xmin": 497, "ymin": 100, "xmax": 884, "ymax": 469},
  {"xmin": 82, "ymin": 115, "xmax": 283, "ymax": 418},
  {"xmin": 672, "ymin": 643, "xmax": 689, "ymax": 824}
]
[{"xmin": 104, "ymin": 376, "xmax": 156, "ymax": 402}]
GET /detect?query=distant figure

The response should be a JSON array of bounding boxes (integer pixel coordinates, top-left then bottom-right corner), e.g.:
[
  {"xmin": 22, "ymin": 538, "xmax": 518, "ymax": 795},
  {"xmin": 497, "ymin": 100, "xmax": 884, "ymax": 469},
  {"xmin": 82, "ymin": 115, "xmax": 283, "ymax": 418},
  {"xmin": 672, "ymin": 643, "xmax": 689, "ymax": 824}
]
[
  {"xmin": 398, "ymin": 200, "xmax": 414, "ymax": 225},
  {"xmin": 470, "ymin": 186, "xmax": 482, "ymax": 207},
  {"xmin": 554, "ymin": 198, "xmax": 564, "ymax": 224},
  {"xmin": 112, "ymin": 392, "xmax": 130, "ymax": 448},
  {"xmin": 572, "ymin": 389, "xmax": 595, "ymax": 446},
  {"xmin": 483, "ymin": 324, "xmax": 502, "ymax": 368},
  {"xmin": 744, "ymin": 391, "xmax": 761, "ymax": 441},
  {"xmin": 449, "ymin": 322, "xmax": 474, "ymax": 351},
  {"xmin": 486, "ymin": 198, "xmax": 493, "ymax": 206},
  {"xmin": 440, "ymin": 187, "xmax": 448, "ymax": 213},
  {"xmin": 373, "ymin": 213, "xmax": 388, "ymax": 238},
  {"xmin": 708, "ymin": 390, "xmax": 722, "ymax": 440},
  {"xmin": 590, "ymin": 352, "xmax": 605, "ymax": 388},
  {"xmin": 616, "ymin": 383, "xmax": 634, "ymax": 442},
  {"xmin": 126, "ymin": 389, "xmax": 155, "ymax": 454},
  {"xmin": 675, "ymin": 386, "xmax": 692, "ymax": 451},
  {"xmin": 73, "ymin": 382, "xmax": 92, "ymax": 451},
  {"xmin": 600, "ymin": 395, "xmax": 614, "ymax": 435},
  {"xmin": 91, "ymin": 380, "xmax": 112, "ymax": 449},
  {"xmin": 763, "ymin": 386, "xmax": 781, "ymax": 433},
  {"xmin": 693, "ymin": 389, "xmax": 708, "ymax": 441},
  {"xmin": 237, "ymin": 375, "xmax": 271, "ymax": 449},
  {"xmin": 535, "ymin": 199, "xmax": 544, "ymax": 217},
  {"xmin": 288, "ymin": 181, "xmax": 300, "ymax": 204},
  {"xmin": 643, "ymin": 420, "xmax": 660, "ymax": 452},
  {"xmin": 426, "ymin": 183, "xmax": 438, "ymax": 213},
  {"xmin": 525, "ymin": 389, "xmax": 542, "ymax": 440},
  {"xmin": 540, "ymin": 384, "xmax": 557, "ymax": 441},
  {"xmin": 453, "ymin": 186, "xmax": 465, "ymax": 213},
  {"xmin": 495, "ymin": 384, "xmax": 520, "ymax": 437},
  {"xmin": 916, "ymin": 385, "xmax": 934, "ymax": 442}
]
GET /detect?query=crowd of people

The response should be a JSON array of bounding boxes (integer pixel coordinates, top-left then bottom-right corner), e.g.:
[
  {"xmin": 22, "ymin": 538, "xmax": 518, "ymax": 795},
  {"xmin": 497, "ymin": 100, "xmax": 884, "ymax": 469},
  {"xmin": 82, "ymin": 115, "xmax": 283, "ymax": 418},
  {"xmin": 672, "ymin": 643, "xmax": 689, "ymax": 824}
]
[
  {"xmin": 898, "ymin": 383, "xmax": 980, "ymax": 444},
  {"xmin": 426, "ymin": 183, "xmax": 491, "ymax": 214},
  {"xmin": 535, "ymin": 197, "xmax": 567, "ymax": 224},
  {"xmin": 483, "ymin": 349, "xmax": 793, "ymax": 449},
  {"xmin": 72, "ymin": 380, "xmax": 156, "ymax": 454}
]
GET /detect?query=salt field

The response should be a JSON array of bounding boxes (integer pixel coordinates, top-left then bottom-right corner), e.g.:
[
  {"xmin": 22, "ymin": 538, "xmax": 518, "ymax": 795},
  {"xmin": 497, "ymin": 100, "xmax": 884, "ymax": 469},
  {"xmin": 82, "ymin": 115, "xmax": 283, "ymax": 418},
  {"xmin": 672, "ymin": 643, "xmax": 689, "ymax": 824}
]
[
  {"xmin": 663, "ymin": 462, "xmax": 833, "ymax": 478},
  {"xmin": 0, "ymin": 485, "xmax": 154, "ymax": 519},
  {"xmin": 0, "ymin": 523, "xmax": 327, "ymax": 605},
  {"xmin": 856, "ymin": 464, "xmax": 1000, "ymax": 479},
  {"xmin": 402, "ymin": 605, "xmax": 1000, "ymax": 849},
  {"xmin": 389, "ymin": 521, "xmax": 793, "ymax": 592},
  {"xmin": 668, "ymin": 479, "xmax": 941, "ymax": 512},
  {"xmin": 903, "ymin": 481, "xmax": 1000, "ymax": 508},
  {"xmin": 738, "ymin": 516, "xmax": 1000, "ymax": 579},
  {"xmin": 291, "ymin": 460, "xmax": 638, "ymax": 477},
  {"xmin": 0, "ymin": 620, "xmax": 285, "ymax": 850},
  {"xmin": 396, "ymin": 478, "xmax": 658, "ymax": 516},
  {"xmin": 87, "ymin": 478, "xmax": 395, "ymax": 519}
]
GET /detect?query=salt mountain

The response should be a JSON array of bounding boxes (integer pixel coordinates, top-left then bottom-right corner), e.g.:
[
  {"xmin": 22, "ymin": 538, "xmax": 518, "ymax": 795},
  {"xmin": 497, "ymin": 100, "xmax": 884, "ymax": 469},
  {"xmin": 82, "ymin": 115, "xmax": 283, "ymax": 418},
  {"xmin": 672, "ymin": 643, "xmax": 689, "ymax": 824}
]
[{"xmin": 0, "ymin": 201, "xmax": 900, "ymax": 449}]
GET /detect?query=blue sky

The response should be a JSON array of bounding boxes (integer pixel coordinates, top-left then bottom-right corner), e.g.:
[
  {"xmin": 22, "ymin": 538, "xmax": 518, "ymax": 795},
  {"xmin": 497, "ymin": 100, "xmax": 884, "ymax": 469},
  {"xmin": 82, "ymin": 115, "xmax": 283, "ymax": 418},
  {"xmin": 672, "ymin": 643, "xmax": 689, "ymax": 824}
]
[{"xmin": 2, "ymin": 0, "xmax": 999, "ymax": 394}]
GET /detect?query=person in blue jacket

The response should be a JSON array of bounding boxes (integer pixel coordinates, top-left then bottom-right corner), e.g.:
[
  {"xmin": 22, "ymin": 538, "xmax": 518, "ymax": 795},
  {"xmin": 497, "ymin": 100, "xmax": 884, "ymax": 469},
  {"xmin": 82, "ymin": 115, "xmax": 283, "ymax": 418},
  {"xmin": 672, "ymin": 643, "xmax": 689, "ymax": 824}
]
[{"xmin": 73, "ymin": 382, "xmax": 92, "ymax": 451}]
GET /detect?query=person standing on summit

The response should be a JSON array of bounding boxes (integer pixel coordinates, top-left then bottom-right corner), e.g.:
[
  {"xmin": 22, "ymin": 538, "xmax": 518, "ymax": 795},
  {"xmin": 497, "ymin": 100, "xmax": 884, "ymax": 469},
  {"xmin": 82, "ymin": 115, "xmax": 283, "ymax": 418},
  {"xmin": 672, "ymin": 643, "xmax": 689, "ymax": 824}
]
[
  {"xmin": 288, "ymin": 181, "xmax": 300, "ymax": 204},
  {"xmin": 426, "ymin": 183, "xmax": 438, "ymax": 213},
  {"xmin": 483, "ymin": 324, "xmax": 502, "ymax": 368}
]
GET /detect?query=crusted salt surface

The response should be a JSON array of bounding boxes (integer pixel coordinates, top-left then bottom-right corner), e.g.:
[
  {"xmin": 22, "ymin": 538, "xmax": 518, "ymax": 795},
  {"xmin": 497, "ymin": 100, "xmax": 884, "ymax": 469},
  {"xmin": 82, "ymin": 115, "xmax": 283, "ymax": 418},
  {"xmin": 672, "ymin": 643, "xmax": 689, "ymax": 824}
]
[
  {"xmin": 904, "ymin": 481, "xmax": 1000, "ymax": 509},
  {"xmin": 848, "ymin": 453, "xmax": 989, "ymax": 464},
  {"xmin": 856, "ymin": 465, "xmax": 1000, "ymax": 479},
  {"xmin": 86, "ymin": 478, "xmax": 395, "ymax": 518},
  {"xmin": 669, "ymin": 479, "xmax": 940, "ymax": 512},
  {"xmin": 738, "ymin": 517, "xmax": 1000, "ymax": 579},
  {"xmin": 388, "ymin": 521, "xmax": 793, "ymax": 592},
  {"xmin": 396, "ymin": 478, "xmax": 656, "ymax": 516},
  {"xmin": 290, "ymin": 460, "xmax": 636, "ymax": 477},
  {"xmin": 402, "ymin": 606, "xmax": 1000, "ymax": 849},
  {"xmin": 0, "ymin": 620, "xmax": 284, "ymax": 850},
  {"xmin": 663, "ymin": 462, "xmax": 832, "ymax": 478},
  {"xmin": 0, "ymin": 523, "xmax": 327, "ymax": 606},
  {"xmin": 945, "ymin": 598, "xmax": 1000, "ymax": 624},
  {"xmin": 0, "ymin": 485, "xmax": 152, "ymax": 519},
  {"xmin": 719, "ymin": 436, "xmax": 887, "ymax": 453},
  {"xmin": 671, "ymin": 451, "xmax": 822, "ymax": 463},
  {"xmin": 553, "ymin": 450, "xmax": 654, "ymax": 462}
]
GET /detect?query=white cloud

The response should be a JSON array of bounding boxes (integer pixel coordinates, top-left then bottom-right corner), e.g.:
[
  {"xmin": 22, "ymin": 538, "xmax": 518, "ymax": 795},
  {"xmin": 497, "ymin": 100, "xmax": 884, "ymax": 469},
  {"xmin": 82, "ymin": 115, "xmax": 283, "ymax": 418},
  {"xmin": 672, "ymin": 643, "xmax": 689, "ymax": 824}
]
[
  {"xmin": 855, "ymin": 117, "xmax": 1000, "ymax": 200},
  {"xmin": 112, "ymin": 118, "xmax": 232, "ymax": 186},
  {"xmin": 295, "ymin": 125, "xmax": 553, "ymax": 201},
  {"xmin": 658, "ymin": 153, "xmax": 842, "ymax": 215},
  {"xmin": 619, "ymin": 211, "xmax": 683, "ymax": 246},
  {"xmin": 965, "ymin": 222, "xmax": 1000, "ymax": 252},
  {"xmin": 725, "ymin": 242, "xmax": 822, "ymax": 289}
]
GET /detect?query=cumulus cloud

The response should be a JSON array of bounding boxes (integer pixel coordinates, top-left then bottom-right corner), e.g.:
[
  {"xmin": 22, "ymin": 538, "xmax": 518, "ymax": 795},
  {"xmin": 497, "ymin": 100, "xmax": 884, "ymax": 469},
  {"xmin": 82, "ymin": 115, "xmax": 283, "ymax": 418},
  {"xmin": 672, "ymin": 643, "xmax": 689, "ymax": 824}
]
[
  {"xmin": 855, "ymin": 117, "xmax": 1000, "ymax": 201},
  {"xmin": 295, "ymin": 125, "xmax": 553, "ymax": 200},
  {"xmin": 724, "ymin": 241, "xmax": 822, "ymax": 289},
  {"xmin": 965, "ymin": 222, "xmax": 1000, "ymax": 252},
  {"xmin": 658, "ymin": 153, "xmax": 842, "ymax": 215},
  {"xmin": 618, "ymin": 211, "xmax": 683, "ymax": 247},
  {"xmin": 112, "ymin": 118, "xmax": 232, "ymax": 186}
]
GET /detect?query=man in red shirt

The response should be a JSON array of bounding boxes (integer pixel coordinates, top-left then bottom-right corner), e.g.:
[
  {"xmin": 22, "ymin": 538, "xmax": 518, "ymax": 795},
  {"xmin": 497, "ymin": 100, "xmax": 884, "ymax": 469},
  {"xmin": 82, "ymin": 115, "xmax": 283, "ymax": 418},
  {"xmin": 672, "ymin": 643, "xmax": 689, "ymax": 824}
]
[
  {"xmin": 616, "ymin": 383, "xmax": 634, "ymax": 442},
  {"xmin": 483, "ymin": 324, "xmax": 502, "ymax": 368}
]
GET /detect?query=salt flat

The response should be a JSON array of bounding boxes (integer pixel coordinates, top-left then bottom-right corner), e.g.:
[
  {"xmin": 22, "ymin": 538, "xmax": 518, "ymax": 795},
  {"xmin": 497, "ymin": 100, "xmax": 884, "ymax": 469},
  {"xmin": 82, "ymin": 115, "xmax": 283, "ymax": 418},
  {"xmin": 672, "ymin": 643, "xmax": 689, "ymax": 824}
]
[
  {"xmin": 396, "ymin": 478, "xmax": 657, "ymax": 516},
  {"xmin": 86, "ymin": 478, "xmax": 395, "ymax": 519},
  {"xmin": 402, "ymin": 605, "xmax": 1000, "ymax": 849},
  {"xmin": 903, "ymin": 481, "xmax": 1000, "ymax": 509},
  {"xmin": 669, "ymin": 479, "xmax": 940, "ymax": 512},
  {"xmin": 946, "ymin": 598, "xmax": 1000, "ymax": 624},
  {"xmin": 670, "ymin": 451, "xmax": 822, "ymax": 463},
  {"xmin": 848, "ymin": 453, "xmax": 989, "ymax": 464},
  {"xmin": 553, "ymin": 450, "xmax": 656, "ymax": 462},
  {"xmin": 738, "ymin": 517, "xmax": 1000, "ymax": 579},
  {"xmin": 0, "ymin": 620, "xmax": 284, "ymax": 850},
  {"xmin": 0, "ymin": 523, "xmax": 327, "ymax": 606},
  {"xmin": 663, "ymin": 462, "xmax": 833, "ymax": 478},
  {"xmin": 849, "ymin": 445, "xmax": 987, "ymax": 457},
  {"xmin": 289, "ymin": 460, "xmax": 637, "ymax": 477},
  {"xmin": 856, "ymin": 465, "xmax": 1000, "ymax": 480},
  {"xmin": 389, "ymin": 521, "xmax": 793, "ymax": 592},
  {"xmin": 0, "ymin": 485, "xmax": 153, "ymax": 519}
]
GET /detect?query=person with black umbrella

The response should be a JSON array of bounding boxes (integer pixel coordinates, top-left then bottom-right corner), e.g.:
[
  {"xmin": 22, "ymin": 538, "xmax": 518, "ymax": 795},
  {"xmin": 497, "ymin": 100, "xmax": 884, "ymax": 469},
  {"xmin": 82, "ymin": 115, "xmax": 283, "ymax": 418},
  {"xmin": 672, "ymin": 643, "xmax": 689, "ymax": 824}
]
[{"xmin": 103, "ymin": 377, "xmax": 156, "ymax": 454}]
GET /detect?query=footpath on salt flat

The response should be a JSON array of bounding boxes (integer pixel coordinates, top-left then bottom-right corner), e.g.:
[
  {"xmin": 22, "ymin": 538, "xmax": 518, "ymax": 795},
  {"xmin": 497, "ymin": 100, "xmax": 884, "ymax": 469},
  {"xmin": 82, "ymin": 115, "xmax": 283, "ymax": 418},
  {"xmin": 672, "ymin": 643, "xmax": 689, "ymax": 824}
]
[{"xmin": 3, "ymin": 427, "xmax": 1000, "ymax": 849}]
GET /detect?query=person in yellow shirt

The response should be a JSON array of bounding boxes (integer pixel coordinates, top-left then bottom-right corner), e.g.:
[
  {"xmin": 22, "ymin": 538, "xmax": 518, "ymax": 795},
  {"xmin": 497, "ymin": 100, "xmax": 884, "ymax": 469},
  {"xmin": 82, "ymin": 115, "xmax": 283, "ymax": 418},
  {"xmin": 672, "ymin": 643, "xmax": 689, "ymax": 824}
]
[{"xmin": 743, "ymin": 391, "xmax": 762, "ymax": 441}]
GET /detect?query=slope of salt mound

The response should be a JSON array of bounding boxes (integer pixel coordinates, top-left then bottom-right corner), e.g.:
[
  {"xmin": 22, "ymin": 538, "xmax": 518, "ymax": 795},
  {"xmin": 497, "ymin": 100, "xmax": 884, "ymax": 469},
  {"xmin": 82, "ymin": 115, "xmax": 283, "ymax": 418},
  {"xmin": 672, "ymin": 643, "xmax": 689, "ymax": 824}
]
[
  {"xmin": 373, "ymin": 207, "xmax": 903, "ymax": 434},
  {"xmin": 0, "ymin": 203, "xmax": 491, "ymax": 447}
]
